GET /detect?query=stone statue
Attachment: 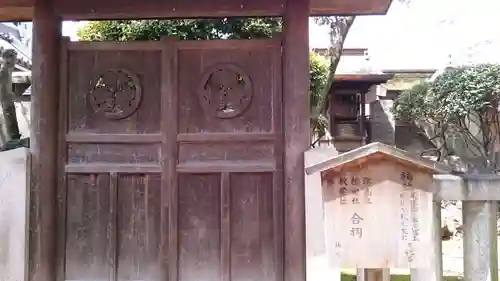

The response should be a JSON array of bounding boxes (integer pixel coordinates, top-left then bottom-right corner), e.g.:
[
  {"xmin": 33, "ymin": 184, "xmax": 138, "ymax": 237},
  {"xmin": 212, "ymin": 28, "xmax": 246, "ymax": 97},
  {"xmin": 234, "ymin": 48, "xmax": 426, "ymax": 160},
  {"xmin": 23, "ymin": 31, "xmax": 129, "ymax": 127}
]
[{"xmin": 0, "ymin": 47, "xmax": 21, "ymax": 146}]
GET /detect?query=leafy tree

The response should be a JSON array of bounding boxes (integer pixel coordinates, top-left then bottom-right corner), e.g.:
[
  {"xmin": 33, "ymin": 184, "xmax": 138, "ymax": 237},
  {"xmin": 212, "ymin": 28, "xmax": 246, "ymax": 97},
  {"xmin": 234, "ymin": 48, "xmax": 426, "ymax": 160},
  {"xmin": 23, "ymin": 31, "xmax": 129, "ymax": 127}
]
[
  {"xmin": 310, "ymin": 17, "xmax": 355, "ymax": 143},
  {"xmin": 309, "ymin": 51, "xmax": 329, "ymax": 140},
  {"xmin": 310, "ymin": 1, "xmax": 412, "ymax": 142},
  {"xmin": 77, "ymin": 19, "xmax": 282, "ymax": 41},
  {"xmin": 392, "ymin": 64, "xmax": 500, "ymax": 172}
]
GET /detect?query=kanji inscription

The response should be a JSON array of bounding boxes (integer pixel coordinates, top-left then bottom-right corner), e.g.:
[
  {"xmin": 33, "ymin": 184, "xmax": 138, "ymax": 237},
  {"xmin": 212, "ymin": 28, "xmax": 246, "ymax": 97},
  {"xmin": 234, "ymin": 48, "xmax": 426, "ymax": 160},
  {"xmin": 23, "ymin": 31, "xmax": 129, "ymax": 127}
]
[{"xmin": 321, "ymin": 162, "xmax": 433, "ymax": 269}]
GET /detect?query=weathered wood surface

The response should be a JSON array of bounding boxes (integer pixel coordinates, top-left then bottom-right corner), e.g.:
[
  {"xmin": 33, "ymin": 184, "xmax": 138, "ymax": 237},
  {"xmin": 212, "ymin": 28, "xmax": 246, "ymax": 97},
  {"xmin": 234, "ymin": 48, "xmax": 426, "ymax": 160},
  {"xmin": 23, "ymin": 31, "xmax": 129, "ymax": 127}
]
[
  {"xmin": 41, "ymin": 38, "xmax": 286, "ymax": 281},
  {"xmin": 322, "ymin": 161, "xmax": 434, "ymax": 269},
  {"xmin": 283, "ymin": 0, "xmax": 309, "ymax": 281},
  {"xmin": 0, "ymin": 0, "xmax": 392, "ymax": 21},
  {"xmin": 29, "ymin": 1, "xmax": 61, "ymax": 281}
]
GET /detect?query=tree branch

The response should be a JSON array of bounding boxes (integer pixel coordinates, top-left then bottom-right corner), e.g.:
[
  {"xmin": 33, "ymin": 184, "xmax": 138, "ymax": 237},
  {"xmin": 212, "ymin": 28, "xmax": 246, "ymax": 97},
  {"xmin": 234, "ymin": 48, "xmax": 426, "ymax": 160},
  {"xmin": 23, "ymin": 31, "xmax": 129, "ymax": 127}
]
[{"xmin": 310, "ymin": 16, "xmax": 356, "ymax": 140}]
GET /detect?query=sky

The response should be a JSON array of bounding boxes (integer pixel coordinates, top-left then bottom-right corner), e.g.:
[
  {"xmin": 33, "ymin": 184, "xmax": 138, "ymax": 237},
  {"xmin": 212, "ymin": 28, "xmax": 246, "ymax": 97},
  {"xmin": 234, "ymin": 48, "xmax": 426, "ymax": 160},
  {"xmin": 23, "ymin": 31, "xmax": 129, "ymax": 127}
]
[{"xmin": 62, "ymin": 0, "xmax": 500, "ymax": 70}]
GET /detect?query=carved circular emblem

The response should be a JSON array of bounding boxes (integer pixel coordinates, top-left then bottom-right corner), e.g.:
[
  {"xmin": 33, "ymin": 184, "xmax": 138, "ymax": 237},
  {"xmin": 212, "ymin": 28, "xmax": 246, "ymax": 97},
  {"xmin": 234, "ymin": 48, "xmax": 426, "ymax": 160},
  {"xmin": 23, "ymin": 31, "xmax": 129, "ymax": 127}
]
[
  {"xmin": 196, "ymin": 63, "xmax": 253, "ymax": 119},
  {"xmin": 89, "ymin": 69, "xmax": 142, "ymax": 120}
]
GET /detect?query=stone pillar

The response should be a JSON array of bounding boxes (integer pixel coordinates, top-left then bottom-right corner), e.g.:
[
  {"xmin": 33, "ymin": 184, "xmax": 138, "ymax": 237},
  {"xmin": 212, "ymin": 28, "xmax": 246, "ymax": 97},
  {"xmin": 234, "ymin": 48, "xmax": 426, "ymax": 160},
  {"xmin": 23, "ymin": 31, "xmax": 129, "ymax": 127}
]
[
  {"xmin": 463, "ymin": 201, "xmax": 498, "ymax": 281},
  {"xmin": 410, "ymin": 201, "xmax": 443, "ymax": 281},
  {"xmin": 433, "ymin": 175, "xmax": 500, "ymax": 281},
  {"xmin": 29, "ymin": 0, "xmax": 61, "ymax": 280},
  {"xmin": 305, "ymin": 148, "xmax": 341, "ymax": 281}
]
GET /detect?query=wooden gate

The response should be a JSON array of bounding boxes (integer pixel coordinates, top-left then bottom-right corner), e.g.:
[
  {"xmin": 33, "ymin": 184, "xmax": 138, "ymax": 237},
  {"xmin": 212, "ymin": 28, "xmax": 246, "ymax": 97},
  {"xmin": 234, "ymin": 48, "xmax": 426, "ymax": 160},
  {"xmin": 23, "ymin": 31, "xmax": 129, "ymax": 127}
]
[{"xmin": 58, "ymin": 37, "xmax": 283, "ymax": 281}]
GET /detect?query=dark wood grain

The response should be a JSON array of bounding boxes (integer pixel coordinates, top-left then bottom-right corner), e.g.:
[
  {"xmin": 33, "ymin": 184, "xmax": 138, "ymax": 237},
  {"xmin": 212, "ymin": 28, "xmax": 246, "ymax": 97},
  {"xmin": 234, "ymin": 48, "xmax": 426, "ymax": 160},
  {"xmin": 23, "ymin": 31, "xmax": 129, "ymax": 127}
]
[
  {"xmin": 0, "ymin": 0, "xmax": 392, "ymax": 21},
  {"xmin": 271, "ymin": 34, "xmax": 285, "ymax": 281},
  {"xmin": 221, "ymin": 172, "xmax": 231, "ymax": 281},
  {"xmin": 117, "ymin": 174, "xmax": 162, "ymax": 280},
  {"xmin": 65, "ymin": 163, "xmax": 162, "ymax": 174},
  {"xmin": 177, "ymin": 40, "xmax": 279, "ymax": 134},
  {"xmin": 67, "ymin": 48, "xmax": 161, "ymax": 135},
  {"xmin": 177, "ymin": 132, "xmax": 277, "ymax": 143},
  {"xmin": 46, "ymin": 37, "xmax": 286, "ymax": 281},
  {"xmin": 56, "ymin": 37, "xmax": 69, "ymax": 281},
  {"xmin": 178, "ymin": 173, "xmax": 222, "ymax": 281},
  {"xmin": 108, "ymin": 172, "xmax": 118, "ymax": 281},
  {"xmin": 66, "ymin": 133, "xmax": 162, "ymax": 143},
  {"xmin": 161, "ymin": 36, "xmax": 179, "ymax": 281},
  {"xmin": 283, "ymin": 0, "xmax": 309, "ymax": 281},
  {"xmin": 29, "ymin": 1, "xmax": 61, "ymax": 281},
  {"xmin": 230, "ymin": 173, "xmax": 275, "ymax": 281},
  {"xmin": 65, "ymin": 174, "xmax": 111, "ymax": 280}
]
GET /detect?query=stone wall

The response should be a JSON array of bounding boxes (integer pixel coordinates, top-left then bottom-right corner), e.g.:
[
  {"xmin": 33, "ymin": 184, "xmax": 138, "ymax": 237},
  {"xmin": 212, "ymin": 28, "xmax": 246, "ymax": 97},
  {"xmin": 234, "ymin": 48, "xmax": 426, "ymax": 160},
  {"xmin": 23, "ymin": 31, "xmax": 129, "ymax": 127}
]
[
  {"xmin": 305, "ymin": 147, "xmax": 341, "ymax": 281},
  {"xmin": 369, "ymin": 98, "xmax": 395, "ymax": 145},
  {"xmin": 395, "ymin": 124, "xmax": 435, "ymax": 154}
]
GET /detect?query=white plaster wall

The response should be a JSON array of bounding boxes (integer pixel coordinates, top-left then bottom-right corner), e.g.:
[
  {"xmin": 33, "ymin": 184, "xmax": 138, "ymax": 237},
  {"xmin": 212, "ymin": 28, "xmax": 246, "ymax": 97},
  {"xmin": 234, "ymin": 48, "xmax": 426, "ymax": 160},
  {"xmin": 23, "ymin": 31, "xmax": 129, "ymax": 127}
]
[
  {"xmin": 305, "ymin": 147, "xmax": 341, "ymax": 281},
  {"xmin": 0, "ymin": 147, "xmax": 28, "ymax": 281}
]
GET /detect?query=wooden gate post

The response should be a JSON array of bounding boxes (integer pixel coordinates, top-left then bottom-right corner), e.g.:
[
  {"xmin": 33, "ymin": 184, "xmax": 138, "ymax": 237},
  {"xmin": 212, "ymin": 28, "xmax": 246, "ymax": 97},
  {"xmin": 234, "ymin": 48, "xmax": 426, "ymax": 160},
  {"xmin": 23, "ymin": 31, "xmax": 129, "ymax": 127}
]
[
  {"xmin": 283, "ymin": 0, "xmax": 309, "ymax": 280},
  {"xmin": 29, "ymin": 0, "xmax": 61, "ymax": 280}
]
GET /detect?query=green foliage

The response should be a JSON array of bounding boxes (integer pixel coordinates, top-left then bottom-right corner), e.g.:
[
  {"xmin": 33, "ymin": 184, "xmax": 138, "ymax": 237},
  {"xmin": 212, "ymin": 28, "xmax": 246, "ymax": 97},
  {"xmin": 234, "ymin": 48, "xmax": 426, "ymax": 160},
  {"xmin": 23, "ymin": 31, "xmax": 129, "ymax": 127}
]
[
  {"xmin": 392, "ymin": 80, "xmax": 430, "ymax": 121},
  {"xmin": 309, "ymin": 52, "xmax": 329, "ymax": 139},
  {"xmin": 309, "ymin": 52, "xmax": 329, "ymax": 111},
  {"xmin": 393, "ymin": 64, "xmax": 500, "ymax": 124},
  {"xmin": 77, "ymin": 18, "xmax": 282, "ymax": 41},
  {"xmin": 393, "ymin": 64, "xmax": 500, "ymax": 167},
  {"xmin": 429, "ymin": 64, "xmax": 500, "ymax": 123}
]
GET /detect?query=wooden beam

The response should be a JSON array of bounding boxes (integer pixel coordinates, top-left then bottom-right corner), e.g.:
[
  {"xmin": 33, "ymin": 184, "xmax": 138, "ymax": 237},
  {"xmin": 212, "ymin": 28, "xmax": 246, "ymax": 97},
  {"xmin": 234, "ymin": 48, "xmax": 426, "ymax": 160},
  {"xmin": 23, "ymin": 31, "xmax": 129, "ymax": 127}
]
[
  {"xmin": 28, "ymin": 0, "xmax": 61, "ymax": 280},
  {"xmin": 310, "ymin": 0, "xmax": 391, "ymax": 15},
  {"xmin": 0, "ymin": 0, "xmax": 392, "ymax": 20},
  {"xmin": 283, "ymin": 0, "xmax": 309, "ymax": 281}
]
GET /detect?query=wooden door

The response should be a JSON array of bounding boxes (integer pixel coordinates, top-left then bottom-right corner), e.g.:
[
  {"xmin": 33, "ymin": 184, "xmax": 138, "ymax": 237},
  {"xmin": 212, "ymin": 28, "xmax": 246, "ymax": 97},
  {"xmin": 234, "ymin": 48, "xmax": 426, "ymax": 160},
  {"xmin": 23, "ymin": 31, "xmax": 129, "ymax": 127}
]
[{"xmin": 59, "ymin": 38, "xmax": 283, "ymax": 281}]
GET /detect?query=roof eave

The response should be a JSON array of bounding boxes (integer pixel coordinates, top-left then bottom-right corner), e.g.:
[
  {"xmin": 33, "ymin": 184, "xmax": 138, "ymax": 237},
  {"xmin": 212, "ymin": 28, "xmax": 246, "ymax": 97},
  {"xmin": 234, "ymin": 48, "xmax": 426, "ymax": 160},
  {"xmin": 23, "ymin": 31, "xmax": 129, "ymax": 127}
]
[{"xmin": 305, "ymin": 142, "xmax": 452, "ymax": 175}]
